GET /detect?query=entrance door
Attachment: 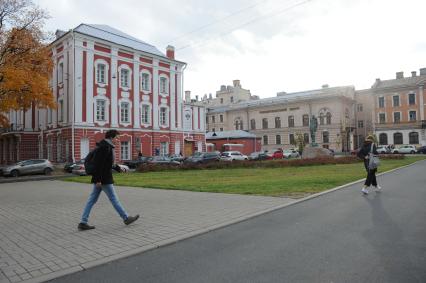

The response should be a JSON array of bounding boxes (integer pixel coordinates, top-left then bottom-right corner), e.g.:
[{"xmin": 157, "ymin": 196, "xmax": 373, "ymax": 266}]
[
  {"xmin": 80, "ymin": 138, "xmax": 89, "ymax": 160},
  {"xmin": 184, "ymin": 141, "xmax": 193, "ymax": 156}
]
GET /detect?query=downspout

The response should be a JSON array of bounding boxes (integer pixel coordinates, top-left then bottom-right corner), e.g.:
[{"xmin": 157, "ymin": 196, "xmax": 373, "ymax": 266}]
[{"xmin": 71, "ymin": 30, "xmax": 76, "ymax": 162}]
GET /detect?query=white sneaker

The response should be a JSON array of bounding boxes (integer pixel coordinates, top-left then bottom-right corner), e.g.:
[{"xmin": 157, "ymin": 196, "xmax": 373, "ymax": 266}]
[
  {"xmin": 374, "ymin": 185, "xmax": 381, "ymax": 192},
  {"xmin": 361, "ymin": 187, "xmax": 369, "ymax": 195}
]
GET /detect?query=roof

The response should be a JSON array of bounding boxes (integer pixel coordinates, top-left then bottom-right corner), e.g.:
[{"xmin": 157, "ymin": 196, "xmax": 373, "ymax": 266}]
[
  {"xmin": 72, "ymin": 24, "xmax": 166, "ymax": 57},
  {"xmin": 372, "ymin": 75, "xmax": 426, "ymax": 89},
  {"xmin": 206, "ymin": 130, "xmax": 257, "ymax": 140}
]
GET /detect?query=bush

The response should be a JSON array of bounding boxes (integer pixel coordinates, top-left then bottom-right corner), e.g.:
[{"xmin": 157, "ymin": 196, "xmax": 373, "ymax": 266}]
[{"xmin": 135, "ymin": 155, "xmax": 400, "ymax": 173}]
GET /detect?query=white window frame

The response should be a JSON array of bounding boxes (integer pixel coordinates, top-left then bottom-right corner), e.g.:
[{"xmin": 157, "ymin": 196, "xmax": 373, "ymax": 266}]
[
  {"xmin": 96, "ymin": 64, "xmax": 106, "ymax": 84},
  {"xmin": 378, "ymin": 96, "xmax": 385, "ymax": 108},
  {"xmin": 140, "ymin": 70, "xmax": 151, "ymax": 93},
  {"xmin": 95, "ymin": 98, "xmax": 110, "ymax": 126},
  {"xmin": 58, "ymin": 61, "xmax": 64, "ymax": 85},
  {"xmin": 159, "ymin": 106, "xmax": 169, "ymax": 128},
  {"xmin": 58, "ymin": 99, "xmax": 64, "ymax": 122},
  {"xmin": 94, "ymin": 59, "xmax": 109, "ymax": 87},
  {"xmin": 160, "ymin": 142, "xmax": 169, "ymax": 156},
  {"xmin": 392, "ymin": 95, "xmax": 400, "ymax": 107},
  {"xmin": 393, "ymin": 111, "xmax": 401, "ymax": 123},
  {"xmin": 408, "ymin": 92, "xmax": 416, "ymax": 105},
  {"xmin": 118, "ymin": 64, "xmax": 132, "ymax": 91},
  {"xmin": 409, "ymin": 110, "xmax": 417, "ymax": 121},
  {"xmin": 120, "ymin": 101, "xmax": 130, "ymax": 124},
  {"xmin": 120, "ymin": 141, "xmax": 130, "ymax": 160},
  {"xmin": 159, "ymin": 75, "xmax": 169, "ymax": 96},
  {"xmin": 378, "ymin": 112, "xmax": 386, "ymax": 124},
  {"xmin": 140, "ymin": 103, "xmax": 151, "ymax": 126}
]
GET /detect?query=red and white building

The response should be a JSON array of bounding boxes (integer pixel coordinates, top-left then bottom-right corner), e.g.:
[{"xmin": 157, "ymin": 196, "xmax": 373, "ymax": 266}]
[{"xmin": 0, "ymin": 24, "xmax": 205, "ymax": 164}]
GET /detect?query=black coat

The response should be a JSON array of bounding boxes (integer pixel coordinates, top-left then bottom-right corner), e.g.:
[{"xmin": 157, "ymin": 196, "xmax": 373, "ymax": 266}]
[
  {"xmin": 91, "ymin": 139, "xmax": 120, "ymax": 184},
  {"xmin": 357, "ymin": 142, "xmax": 378, "ymax": 170}
]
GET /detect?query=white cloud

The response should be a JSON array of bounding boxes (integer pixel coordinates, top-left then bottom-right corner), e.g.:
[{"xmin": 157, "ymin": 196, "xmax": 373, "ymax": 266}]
[{"xmin": 35, "ymin": 0, "xmax": 426, "ymax": 98}]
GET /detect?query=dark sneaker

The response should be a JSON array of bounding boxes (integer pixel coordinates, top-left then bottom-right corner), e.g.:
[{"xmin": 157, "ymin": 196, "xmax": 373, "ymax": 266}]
[
  {"xmin": 124, "ymin": 214, "xmax": 140, "ymax": 225},
  {"xmin": 78, "ymin": 223, "xmax": 95, "ymax": 231}
]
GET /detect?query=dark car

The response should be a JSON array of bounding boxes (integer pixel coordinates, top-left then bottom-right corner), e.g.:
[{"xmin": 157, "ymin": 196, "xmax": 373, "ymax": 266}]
[
  {"xmin": 147, "ymin": 156, "xmax": 181, "ymax": 166},
  {"xmin": 64, "ymin": 159, "xmax": 85, "ymax": 173},
  {"xmin": 249, "ymin": 152, "xmax": 270, "ymax": 161},
  {"xmin": 123, "ymin": 156, "xmax": 150, "ymax": 169},
  {"xmin": 184, "ymin": 152, "xmax": 220, "ymax": 164},
  {"xmin": 169, "ymin": 154, "xmax": 185, "ymax": 163},
  {"xmin": 417, "ymin": 145, "xmax": 426, "ymax": 154}
]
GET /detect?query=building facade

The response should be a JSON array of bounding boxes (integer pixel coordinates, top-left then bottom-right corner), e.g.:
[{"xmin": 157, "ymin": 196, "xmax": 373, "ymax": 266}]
[
  {"xmin": 370, "ymin": 69, "xmax": 426, "ymax": 146},
  {"xmin": 0, "ymin": 24, "xmax": 205, "ymax": 164}
]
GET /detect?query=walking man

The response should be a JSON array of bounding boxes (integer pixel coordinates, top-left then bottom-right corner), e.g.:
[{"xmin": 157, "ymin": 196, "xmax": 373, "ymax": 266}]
[{"xmin": 78, "ymin": 130, "xmax": 139, "ymax": 231}]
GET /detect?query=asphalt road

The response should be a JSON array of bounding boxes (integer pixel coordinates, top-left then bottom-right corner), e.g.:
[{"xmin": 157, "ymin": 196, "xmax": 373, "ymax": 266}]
[{"xmin": 49, "ymin": 160, "xmax": 426, "ymax": 283}]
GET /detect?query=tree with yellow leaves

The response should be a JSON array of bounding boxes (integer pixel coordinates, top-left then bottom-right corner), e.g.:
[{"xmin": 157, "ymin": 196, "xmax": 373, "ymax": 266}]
[{"xmin": 0, "ymin": 0, "xmax": 54, "ymax": 127}]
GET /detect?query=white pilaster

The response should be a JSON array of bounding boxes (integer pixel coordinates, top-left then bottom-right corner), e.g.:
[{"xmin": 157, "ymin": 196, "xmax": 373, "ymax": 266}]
[
  {"xmin": 199, "ymin": 107, "xmax": 205, "ymax": 131},
  {"xmin": 176, "ymin": 66, "xmax": 183, "ymax": 130},
  {"xmin": 111, "ymin": 48, "xmax": 118, "ymax": 127},
  {"xmin": 419, "ymin": 85, "xmax": 424, "ymax": 121},
  {"xmin": 133, "ymin": 60, "xmax": 140, "ymax": 128},
  {"xmin": 86, "ymin": 42, "xmax": 94, "ymax": 124},
  {"xmin": 170, "ymin": 65, "xmax": 176, "ymax": 130},
  {"xmin": 52, "ymin": 49, "xmax": 58, "ymax": 128},
  {"xmin": 74, "ymin": 39, "xmax": 83, "ymax": 123},
  {"xmin": 24, "ymin": 108, "xmax": 32, "ymax": 130},
  {"xmin": 193, "ymin": 107, "xmax": 199, "ymax": 130},
  {"xmin": 153, "ymin": 59, "xmax": 159, "ymax": 130}
]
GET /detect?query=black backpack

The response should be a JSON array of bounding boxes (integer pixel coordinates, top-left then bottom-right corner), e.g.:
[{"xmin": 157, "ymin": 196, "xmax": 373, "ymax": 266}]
[{"xmin": 84, "ymin": 147, "xmax": 99, "ymax": 175}]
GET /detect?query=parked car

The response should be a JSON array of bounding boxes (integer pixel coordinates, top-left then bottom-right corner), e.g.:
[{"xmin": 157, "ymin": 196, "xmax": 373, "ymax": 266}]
[
  {"xmin": 417, "ymin": 145, "xmax": 426, "ymax": 154},
  {"xmin": 220, "ymin": 151, "xmax": 248, "ymax": 161},
  {"xmin": 64, "ymin": 159, "xmax": 85, "ymax": 173},
  {"xmin": 72, "ymin": 163, "xmax": 87, "ymax": 176},
  {"xmin": 123, "ymin": 156, "xmax": 150, "ymax": 169},
  {"xmin": 249, "ymin": 151, "xmax": 270, "ymax": 161},
  {"xmin": 169, "ymin": 154, "xmax": 185, "ymax": 163},
  {"xmin": 392, "ymin": 145, "xmax": 417, "ymax": 154},
  {"xmin": 184, "ymin": 152, "xmax": 220, "ymax": 164},
  {"xmin": 147, "ymin": 156, "xmax": 181, "ymax": 166},
  {"xmin": 283, "ymin": 149, "xmax": 300, "ymax": 159},
  {"xmin": 376, "ymin": 146, "xmax": 391, "ymax": 154},
  {"xmin": 267, "ymin": 150, "xmax": 284, "ymax": 159},
  {"xmin": 0, "ymin": 159, "xmax": 54, "ymax": 177}
]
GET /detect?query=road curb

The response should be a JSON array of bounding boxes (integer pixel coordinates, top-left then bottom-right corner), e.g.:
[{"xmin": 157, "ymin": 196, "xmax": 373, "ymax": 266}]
[{"xmin": 0, "ymin": 174, "xmax": 71, "ymax": 184}]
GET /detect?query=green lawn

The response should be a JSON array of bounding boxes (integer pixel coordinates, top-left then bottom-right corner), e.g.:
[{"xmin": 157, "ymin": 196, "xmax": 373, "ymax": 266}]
[{"xmin": 64, "ymin": 157, "xmax": 426, "ymax": 197}]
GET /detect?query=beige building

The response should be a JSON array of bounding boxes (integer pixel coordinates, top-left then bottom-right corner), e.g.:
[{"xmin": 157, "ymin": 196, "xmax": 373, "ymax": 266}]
[{"xmin": 202, "ymin": 82, "xmax": 358, "ymax": 152}]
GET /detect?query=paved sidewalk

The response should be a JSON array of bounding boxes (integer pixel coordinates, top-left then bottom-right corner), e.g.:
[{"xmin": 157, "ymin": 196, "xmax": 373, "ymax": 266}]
[{"xmin": 0, "ymin": 180, "xmax": 294, "ymax": 283}]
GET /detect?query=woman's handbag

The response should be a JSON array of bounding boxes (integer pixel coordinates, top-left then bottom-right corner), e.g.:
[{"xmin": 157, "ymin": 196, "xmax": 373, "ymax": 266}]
[{"xmin": 369, "ymin": 143, "xmax": 380, "ymax": 169}]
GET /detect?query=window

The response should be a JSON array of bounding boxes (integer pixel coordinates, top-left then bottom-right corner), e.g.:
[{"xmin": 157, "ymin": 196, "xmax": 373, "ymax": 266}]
[
  {"xmin": 97, "ymin": 64, "xmax": 106, "ymax": 84},
  {"xmin": 220, "ymin": 128, "xmax": 223, "ymax": 131},
  {"xmin": 289, "ymin": 134, "xmax": 295, "ymax": 145},
  {"xmin": 220, "ymin": 115, "xmax": 223, "ymax": 122},
  {"xmin": 304, "ymin": 133, "xmax": 309, "ymax": 144},
  {"xmin": 326, "ymin": 112, "xmax": 332, "ymax": 125},
  {"xmin": 120, "ymin": 102, "xmax": 129, "ymax": 123},
  {"xmin": 379, "ymin": 133, "xmax": 388, "ymax": 145},
  {"xmin": 141, "ymin": 105, "xmax": 150, "ymax": 124},
  {"xmin": 96, "ymin": 100, "xmax": 106, "ymax": 121},
  {"xmin": 58, "ymin": 62, "xmax": 63, "ymax": 84},
  {"xmin": 288, "ymin": 116, "xmax": 294, "ymax": 127},
  {"xmin": 160, "ymin": 107, "xmax": 168, "ymax": 126},
  {"xmin": 393, "ymin": 112, "xmax": 401, "ymax": 123},
  {"xmin": 322, "ymin": 131, "xmax": 329, "ymax": 143},
  {"xmin": 230, "ymin": 96, "xmax": 234, "ymax": 103},
  {"xmin": 121, "ymin": 69, "xmax": 129, "ymax": 88},
  {"xmin": 59, "ymin": 100, "xmax": 64, "ymax": 122},
  {"xmin": 408, "ymin": 93, "xmax": 416, "ymax": 105},
  {"xmin": 160, "ymin": 142, "xmax": 168, "ymax": 156},
  {"xmin": 48, "ymin": 109, "xmax": 52, "ymax": 124},
  {"xmin": 212, "ymin": 116, "xmax": 215, "ymax": 123},
  {"xmin": 378, "ymin": 97, "xmax": 385, "ymax": 108},
  {"xmin": 262, "ymin": 118, "xmax": 268, "ymax": 129},
  {"xmin": 141, "ymin": 73, "xmax": 150, "ymax": 91},
  {"xmin": 357, "ymin": 104, "xmax": 363, "ymax": 112},
  {"xmin": 319, "ymin": 113, "xmax": 324, "ymax": 125},
  {"xmin": 409, "ymin": 132, "xmax": 419, "ymax": 144},
  {"xmin": 303, "ymin": 115, "xmax": 309, "ymax": 127},
  {"xmin": 206, "ymin": 116, "xmax": 208, "ymax": 123},
  {"xmin": 379, "ymin": 113, "xmax": 386, "ymax": 124},
  {"xmin": 393, "ymin": 133, "xmax": 403, "ymax": 145},
  {"xmin": 120, "ymin": 141, "xmax": 130, "ymax": 160},
  {"xmin": 212, "ymin": 128, "xmax": 215, "ymax": 132},
  {"xmin": 393, "ymin": 95, "xmax": 400, "ymax": 107},
  {"xmin": 358, "ymin": 120, "xmax": 364, "ymax": 128},
  {"xmin": 275, "ymin": 117, "xmax": 281, "ymax": 128},
  {"xmin": 160, "ymin": 77, "xmax": 168, "ymax": 94},
  {"xmin": 250, "ymin": 119, "xmax": 256, "ymax": 130},
  {"xmin": 276, "ymin": 135, "xmax": 281, "ymax": 145},
  {"xmin": 409, "ymin": 111, "xmax": 417, "ymax": 121},
  {"xmin": 263, "ymin": 135, "xmax": 268, "ymax": 145},
  {"xmin": 220, "ymin": 98, "xmax": 223, "ymax": 104}
]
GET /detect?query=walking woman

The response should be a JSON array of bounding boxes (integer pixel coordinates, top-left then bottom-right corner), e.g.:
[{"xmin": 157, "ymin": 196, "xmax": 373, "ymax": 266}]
[{"xmin": 357, "ymin": 135, "xmax": 381, "ymax": 195}]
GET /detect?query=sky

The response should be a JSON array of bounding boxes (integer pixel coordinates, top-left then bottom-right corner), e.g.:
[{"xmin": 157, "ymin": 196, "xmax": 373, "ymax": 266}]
[{"xmin": 34, "ymin": 0, "xmax": 426, "ymax": 99}]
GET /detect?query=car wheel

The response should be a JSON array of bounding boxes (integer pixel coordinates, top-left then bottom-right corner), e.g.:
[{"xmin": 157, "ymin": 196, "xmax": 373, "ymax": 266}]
[
  {"xmin": 393, "ymin": 151, "xmax": 398, "ymax": 154},
  {"xmin": 44, "ymin": 168, "xmax": 53, "ymax": 175},
  {"xmin": 410, "ymin": 150, "xmax": 415, "ymax": 154},
  {"xmin": 11, "ymin": 170, "xmax": 19, "ymax": 177}
]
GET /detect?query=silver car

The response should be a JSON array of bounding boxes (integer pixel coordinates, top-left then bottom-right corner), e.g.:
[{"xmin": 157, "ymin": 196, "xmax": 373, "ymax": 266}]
[{"xmin": 0, "ymin": 159, "xmax": 54, "ymax": 177}]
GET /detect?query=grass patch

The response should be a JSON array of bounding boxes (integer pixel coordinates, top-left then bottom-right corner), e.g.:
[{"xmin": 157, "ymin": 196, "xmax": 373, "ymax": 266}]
[{"xmin": 64, "ymin": 156, "xmax": 426, "ymax": 197}]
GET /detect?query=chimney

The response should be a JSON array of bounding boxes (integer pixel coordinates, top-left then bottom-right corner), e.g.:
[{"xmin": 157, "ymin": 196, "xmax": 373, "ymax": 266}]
[
  {"xmin": 396, "ymin": 71, "xmax": 404, "ymax": 79},
  {"xmin": 322, "ymin": 84, "xmax": 329, "ymax": 88},
  {"xmin": 411, "ymin": 71, "xmax": 417, "ymax": 77},
  {"xmin": 185, "ymin": 90, "xmax": 191, "ymax": 102},
  {"xmin": 420, "ymin": 68, "xmax": 426, "ymax": 76},
  {"xmin": 209, "ymin": 93, "xmax": 212, "ymax": 99},
  {"xmin": 233, "ymin": 80, "xmax": 241, "ymax": 88},
  {"xmin": 220, "ymin": 85, "xmax": 226, "ymax": 91},
  {"xmin": 55, "ymin": 29, "xmax": 66, "ymax": 39},
  {"xmin": 166, "ymin": 45, "xmax": 175, "ymax": 60},
  {"xmin": 195, "ymin": 95, "xmax": 199, "ymax": 101}
]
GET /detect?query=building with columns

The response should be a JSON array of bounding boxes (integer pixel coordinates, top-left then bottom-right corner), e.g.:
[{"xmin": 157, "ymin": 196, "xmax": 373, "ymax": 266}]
[{"xmin": 0, "ymin": 24, "xmax": 205, "ymax": 164}]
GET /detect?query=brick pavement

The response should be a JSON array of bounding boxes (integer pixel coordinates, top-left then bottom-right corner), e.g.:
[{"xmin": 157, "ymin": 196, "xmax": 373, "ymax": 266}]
[{"xmin": 0, "ymin": 180, "xmax": 295, "ymax": 283}]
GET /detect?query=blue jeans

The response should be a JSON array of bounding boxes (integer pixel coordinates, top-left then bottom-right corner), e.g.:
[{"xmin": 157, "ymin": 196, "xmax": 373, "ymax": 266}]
[{"xmin": 81, "ymin": 184, "xmax": 128, "ymax": 224}]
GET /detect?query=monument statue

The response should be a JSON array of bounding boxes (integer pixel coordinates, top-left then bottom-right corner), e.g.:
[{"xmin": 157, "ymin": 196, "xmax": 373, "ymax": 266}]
[{"xmin": 309, "ymin": 115, "xmax": 318, "ymax": 146}]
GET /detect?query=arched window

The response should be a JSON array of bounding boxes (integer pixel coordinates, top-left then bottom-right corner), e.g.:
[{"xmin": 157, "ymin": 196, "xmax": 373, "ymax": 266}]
[
  {"xmin": 323, "ymin": 131, "xmax": 329, "ymax": 143},
  {"xmin": 379, "ymin": 133, "xmax": 388, "ymax": 145},
  {"xmin": 409, "ymin": 132, "xmax": 419, "ymax": 144},
  {"xmin": 250, "ymin": 119, "xmax": 256, "ymax": 130},
  {"xmin": 326, "ymin": 112, "xmax": 332, "ymax": 125},
  {"xmin": 393, "ymin": 133, "xmax": 403, "ymax": 145},
  {"xmin": 263, "ymin": 135, "xmax": 268, "ymax": 145}
]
